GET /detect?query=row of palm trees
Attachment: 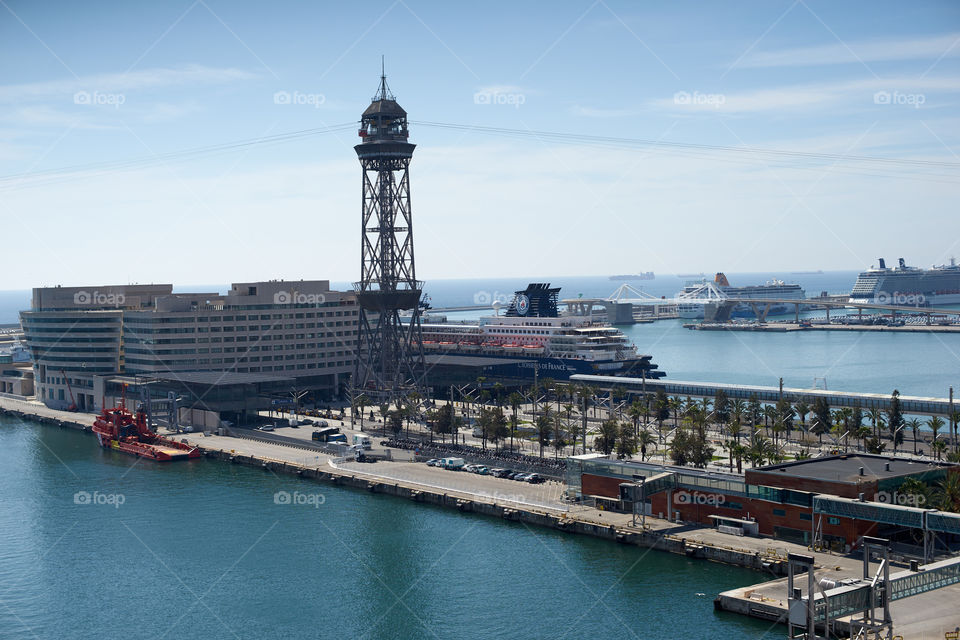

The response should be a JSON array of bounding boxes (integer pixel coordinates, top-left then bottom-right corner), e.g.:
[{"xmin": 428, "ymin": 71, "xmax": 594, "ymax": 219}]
[{"xmin": 351, "ymin": 382, "xmax": 960, "ymax": 464}]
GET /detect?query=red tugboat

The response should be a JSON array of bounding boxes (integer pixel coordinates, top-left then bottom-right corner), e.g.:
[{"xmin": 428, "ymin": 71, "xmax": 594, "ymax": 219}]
[{"xmin": 92, "ymin": 400, "xmax": 201, "ymax": 461}]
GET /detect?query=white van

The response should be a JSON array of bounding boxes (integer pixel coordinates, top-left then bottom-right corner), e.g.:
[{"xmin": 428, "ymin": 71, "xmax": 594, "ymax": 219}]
[{"xmin": 440, "ymin": 457, "xmax": 465, "ymax": 470}]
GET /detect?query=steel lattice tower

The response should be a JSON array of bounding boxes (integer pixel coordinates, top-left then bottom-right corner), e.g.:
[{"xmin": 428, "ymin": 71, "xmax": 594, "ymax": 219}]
[{"xmin": 352, "ymin": 71, "xmax": 424, "ymax": 402}]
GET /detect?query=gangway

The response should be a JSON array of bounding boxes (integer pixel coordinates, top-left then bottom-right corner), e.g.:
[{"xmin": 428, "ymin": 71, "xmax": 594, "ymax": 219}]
[{"xmin": 789, "ymin": 538, "xmax": 960, "ymax": 639}]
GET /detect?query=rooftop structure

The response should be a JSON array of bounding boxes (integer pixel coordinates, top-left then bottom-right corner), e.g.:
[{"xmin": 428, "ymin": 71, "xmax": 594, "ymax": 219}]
[{"xmin": 20, "ymin": 280, "xmax": 358, "ymax": 412}]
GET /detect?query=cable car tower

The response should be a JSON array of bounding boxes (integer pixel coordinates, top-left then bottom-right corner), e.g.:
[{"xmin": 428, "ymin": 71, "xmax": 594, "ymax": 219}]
[{"xmin": 352, "ymin": 66, "xmax": 424, "ymax": 404}]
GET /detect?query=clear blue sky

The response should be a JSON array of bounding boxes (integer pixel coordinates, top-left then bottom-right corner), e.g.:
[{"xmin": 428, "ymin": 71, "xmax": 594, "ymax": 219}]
[{"xmin": 1, "ymin": 0, "xmax": 958, "ymax": 289}]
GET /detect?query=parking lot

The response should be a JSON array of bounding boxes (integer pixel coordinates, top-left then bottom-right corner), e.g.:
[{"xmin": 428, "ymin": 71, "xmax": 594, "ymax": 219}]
[{"xmin": 335, "ymin": 459, "xmax": 568, "ymax": 511}]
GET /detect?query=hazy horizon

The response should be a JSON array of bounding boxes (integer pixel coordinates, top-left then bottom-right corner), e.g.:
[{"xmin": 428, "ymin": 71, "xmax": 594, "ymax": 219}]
[{"xmin": 2, "ymin": 1, "xmax": 958, "ymax": 288}]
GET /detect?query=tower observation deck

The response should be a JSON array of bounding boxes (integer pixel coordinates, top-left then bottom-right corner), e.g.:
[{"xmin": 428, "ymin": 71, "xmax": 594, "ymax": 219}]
[{"xmin": 352, "ymin": 69, "xmax": 424, "ymax": 401}]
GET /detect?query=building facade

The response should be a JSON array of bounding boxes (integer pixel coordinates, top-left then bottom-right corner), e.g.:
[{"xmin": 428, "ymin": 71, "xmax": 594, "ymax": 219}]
[
  {"xmin": 20, "ymin": 281, "xmax": 358, "ymax": 411},
  {"xmin": 568, "ymin": 454, "xmax": 958, "ymax": 552}
]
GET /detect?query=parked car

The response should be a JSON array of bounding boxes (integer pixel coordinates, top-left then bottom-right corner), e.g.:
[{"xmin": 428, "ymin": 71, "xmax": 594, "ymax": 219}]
[
  {"xmin": 513, "ymin": 473, "xmax": 530, "ymax": 481},
  {"xmin": 474, "ymin": 466, "xmax": 490, "ymax": 475},
  {"xmin": 258, "ymin": 425, "xmax": 275, "ymax": 432},
  {"xmin": 426, "ymin": 459, "xmax": 440, "ymax": 467},
  {"xmin": 463, "ymin": 464, "xmax": 479, "ymax": 473},
  {"xmin": 525, "ymin": 474, "xmax": 545, "ymax": 484},
  {"xmin": 491, "ymin": 468, "xmax": 510, "ymax": 478}
]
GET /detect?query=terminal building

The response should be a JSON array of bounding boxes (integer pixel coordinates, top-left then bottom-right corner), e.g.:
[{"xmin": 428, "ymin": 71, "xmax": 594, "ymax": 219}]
[
  {"xmin": 20, "ymin": 281, "xmax": 358, "ymax": 414},
  {"xmin": 567, "ymin": 454, "xmax": 960, "ymax": 556}
]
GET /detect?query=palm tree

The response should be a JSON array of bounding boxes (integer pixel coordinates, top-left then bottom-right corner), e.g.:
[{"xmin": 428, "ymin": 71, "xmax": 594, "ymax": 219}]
[
  {"xmin": 932, "ymin": 438, "xmax": 947, "ymax": 461},
  {"xmin": 508, "ymin": 391, "xmax": 522, "ymax": 452},
  {"xmin": 906, "ymin": 418, "xmax": 921, "ymax": 454},
  {"xmin": 637, "ymin": 429, "xmax": 656, "ymax": 461},
  {"xmin": 669, "ymin": 396, "xmax": 683, "ymax": 428},
  {"xmin": 934, "ymin": 472, "xmax": 960, "ymax": 513},
  {"xmin": 928, "ymin": 416, "xmax": 945, "ymax": 458},
  {"xmin": 868, "ymin": 408, "xmax": 886, "ymax": 441},
  {"xmin": 794, "ymin": 399, "xmax": 810, "ymax": 433},
  {"xmin": 594, "ymin": 419, "xmax": 619, "ymax": 455},
  {"xmin": 628, "ymin": 400, "xmax": 644, "ymax": 438},
  {"xmin": 355, "ymin": 394, "xmax": 369, "ymax": 431},
  {"xmin": 855, "ymin": 425, "xmax": 872, "ymax": 452}
]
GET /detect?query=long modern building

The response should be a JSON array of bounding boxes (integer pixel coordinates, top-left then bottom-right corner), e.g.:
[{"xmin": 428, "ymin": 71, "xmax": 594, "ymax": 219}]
[
  {"xmin": 20, "ymin": 281, "xmax": 358, "ymax": 411},
  {"xmin": 568, "ymin": 454, "xmax": 959, "ymax": 556}
]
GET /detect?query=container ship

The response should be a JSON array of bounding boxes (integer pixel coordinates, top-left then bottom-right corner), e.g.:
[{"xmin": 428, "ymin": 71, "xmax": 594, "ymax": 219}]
[
  {"xmin": 417, "ymin": 283, "xmax": 664, "ymax": 381},
  {"xmin": 92, "ymin": 401, "xmax": 201, "ymax": 461},
  {"xmin": 849, "ymin": 257, "xmax": 960, "ymax": 306},
  {"xmin": 676, "ymin": 273, "xmax": 806, "ymax": 319}
]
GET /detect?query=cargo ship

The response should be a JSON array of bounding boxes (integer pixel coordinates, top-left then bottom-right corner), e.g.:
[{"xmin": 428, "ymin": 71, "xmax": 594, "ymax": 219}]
[
  {"xmin": 849, "ymin": 257, "xmax": 960, "ymax": 306},
  {"xmin": 417, "ymin": 283, "xmax": 664, "ymax": 380},
  {"xmin": 92, "ymin": 401, "xmax": 201, "ymax": 461}
]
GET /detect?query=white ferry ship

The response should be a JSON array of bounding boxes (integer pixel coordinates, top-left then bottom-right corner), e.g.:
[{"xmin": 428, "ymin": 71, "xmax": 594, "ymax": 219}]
[
  {"xmin": 417, "ymin": 284, "xmax": 664, "ymax": 379},
  {"xmin": 849, "ymin": 257, "xmax": 960, "ymax": 306},
  {"xmin": 676, "ymin": 273, "xmax": 806, "ymax": 320}
]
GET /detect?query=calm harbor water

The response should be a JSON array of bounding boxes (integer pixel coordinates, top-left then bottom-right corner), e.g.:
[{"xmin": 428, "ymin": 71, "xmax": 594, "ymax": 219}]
[{"xmin": 0, "ymin": 417, "xmax": 772, "ymax": 639}]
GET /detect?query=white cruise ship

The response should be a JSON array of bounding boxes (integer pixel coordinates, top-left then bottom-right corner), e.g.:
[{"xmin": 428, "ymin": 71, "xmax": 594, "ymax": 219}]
[
  {"xmin": 676, "ymin": 273, "xmax": 806, "ymax": 319},
  {"xmin": 849, "ymin": 257, "xmax": 960, "ymax": 306},
  {"xmin": 418, "ymin": 284, "xmax": 664, "ymax": 379}
]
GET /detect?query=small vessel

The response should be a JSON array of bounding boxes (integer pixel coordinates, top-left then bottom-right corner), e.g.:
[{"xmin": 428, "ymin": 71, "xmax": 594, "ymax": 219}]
[
  {"xmin": 92, "ymin": 401, "xmax": 201, "ymax": 461},
  {"xmin": 609, "ymin": 272, "xmax": 655, "ymax": 281}
]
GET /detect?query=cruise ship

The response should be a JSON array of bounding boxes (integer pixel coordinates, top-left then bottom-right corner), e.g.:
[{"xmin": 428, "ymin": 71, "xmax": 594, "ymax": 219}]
[
  {"xmin": 676, "ymin": 273, "xmax": 806, "ymax": 319},
  {"xmin": 417, "ymin": 284, "xmax": 664, "ymax": 380},
  {"xmin": 849, "ymin": 258, "xmax": 960, "ymax": 306}
]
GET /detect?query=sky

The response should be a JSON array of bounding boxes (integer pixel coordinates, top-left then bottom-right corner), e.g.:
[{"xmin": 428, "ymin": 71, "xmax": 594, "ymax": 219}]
[{"xmin": 1, "ymin": 0, "xmax": 959, "ymax": 290}]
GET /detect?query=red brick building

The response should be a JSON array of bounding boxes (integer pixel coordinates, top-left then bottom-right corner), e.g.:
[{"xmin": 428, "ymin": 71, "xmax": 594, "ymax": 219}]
[{"xmin": 567, "ymin": 454, "xmax": 957, "ymax": 550}]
